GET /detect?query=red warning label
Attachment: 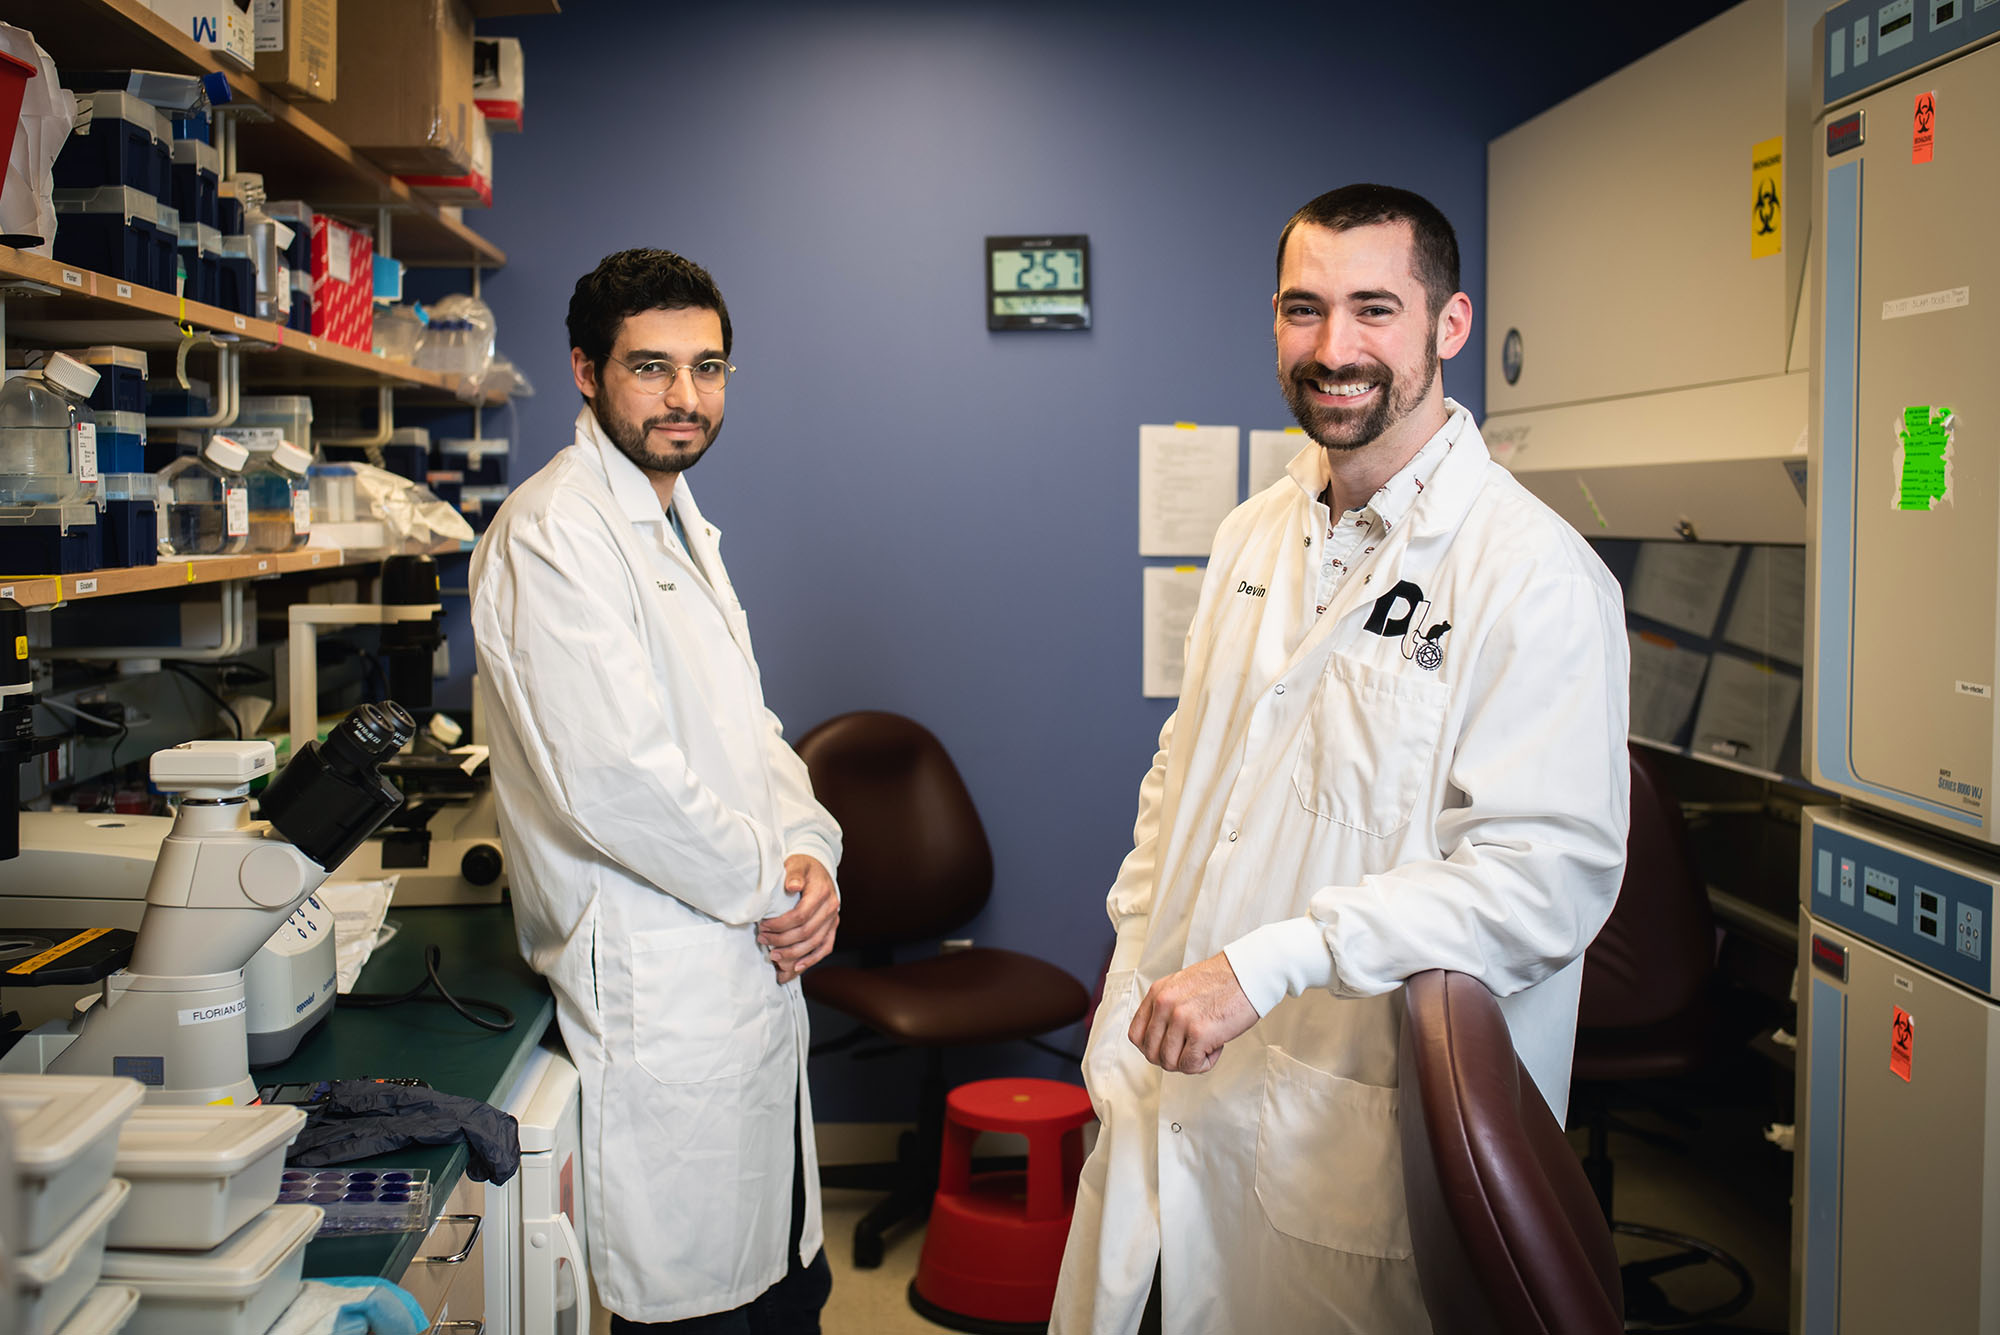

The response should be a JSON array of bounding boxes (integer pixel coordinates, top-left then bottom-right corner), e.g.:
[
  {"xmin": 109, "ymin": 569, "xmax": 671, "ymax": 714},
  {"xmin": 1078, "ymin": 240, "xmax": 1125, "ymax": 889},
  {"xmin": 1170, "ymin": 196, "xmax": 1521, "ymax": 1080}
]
[
  {"xmin": 1891, "ymin": 1005, "xmax": 1915, "ymax": 1082},
  {"xmin": 1913, "ymin": 92, "xmax": 1936, "ymax": 164}
]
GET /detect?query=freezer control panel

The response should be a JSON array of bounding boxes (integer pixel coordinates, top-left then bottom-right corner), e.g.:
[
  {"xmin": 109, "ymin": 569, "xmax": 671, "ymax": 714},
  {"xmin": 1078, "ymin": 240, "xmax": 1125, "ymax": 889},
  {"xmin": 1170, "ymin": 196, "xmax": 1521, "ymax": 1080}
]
[
  {"xmin": 1809, "ymin": 815, "xmax": 1994, "ymax": 995},
  {"xmin": 1821, "ymin": 0, "xmax": 2000, "ymax": 108}
]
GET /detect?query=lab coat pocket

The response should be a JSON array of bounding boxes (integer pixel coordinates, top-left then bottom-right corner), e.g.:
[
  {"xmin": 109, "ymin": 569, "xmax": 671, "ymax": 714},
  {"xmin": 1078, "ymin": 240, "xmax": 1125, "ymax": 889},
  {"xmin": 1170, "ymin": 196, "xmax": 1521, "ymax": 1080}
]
[
  {"xmin": 629, "ymin": 921, "xmax": 772, "ymax": 1085},
  {"xmin": 1081, "ymin": 970, "xmax": 1143, "ymax": 1122},
  {"xmin": 1253, "ymin": 1046, "xmax": 1412, "ymax": 1259},
  {"xmin": 1290, "ymin": 653, "xmax": 1448, "ymax": 837}
]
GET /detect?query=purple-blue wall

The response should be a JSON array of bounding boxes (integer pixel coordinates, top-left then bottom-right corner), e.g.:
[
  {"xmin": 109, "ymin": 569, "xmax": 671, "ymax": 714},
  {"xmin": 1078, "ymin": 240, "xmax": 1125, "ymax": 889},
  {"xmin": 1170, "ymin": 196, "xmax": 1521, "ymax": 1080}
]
[{"xmin": 464, "ymin": 1, "xmax": 1735, "ymax": 1117}]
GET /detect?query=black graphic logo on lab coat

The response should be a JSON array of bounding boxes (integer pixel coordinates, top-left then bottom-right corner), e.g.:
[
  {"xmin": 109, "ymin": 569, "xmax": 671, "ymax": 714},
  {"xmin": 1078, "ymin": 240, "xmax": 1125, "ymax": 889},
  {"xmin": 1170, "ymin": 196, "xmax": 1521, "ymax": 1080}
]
[{"xmin": 1363, "ymin": 580, "xmax": 1452, "ymax": 671}]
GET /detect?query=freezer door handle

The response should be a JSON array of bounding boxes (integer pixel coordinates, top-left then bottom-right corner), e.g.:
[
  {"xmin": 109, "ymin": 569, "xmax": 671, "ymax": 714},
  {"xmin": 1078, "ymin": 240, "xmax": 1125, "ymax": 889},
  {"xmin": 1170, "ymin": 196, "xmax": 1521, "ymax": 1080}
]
[{"xmin": 525, "ymin": 1209, "xmax": 586, "ymax": 1330}]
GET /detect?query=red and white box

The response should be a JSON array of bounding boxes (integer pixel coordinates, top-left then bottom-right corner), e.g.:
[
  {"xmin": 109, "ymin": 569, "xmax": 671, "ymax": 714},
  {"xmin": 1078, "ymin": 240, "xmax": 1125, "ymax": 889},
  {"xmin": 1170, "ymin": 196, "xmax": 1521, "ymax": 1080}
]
[
  {"xmin": 472, "ymin": 36, "xmax": 523, "ymax": 133},
  {"xmin": 310, "ymin": 213, "xmax": 374, "ymax": 351}
]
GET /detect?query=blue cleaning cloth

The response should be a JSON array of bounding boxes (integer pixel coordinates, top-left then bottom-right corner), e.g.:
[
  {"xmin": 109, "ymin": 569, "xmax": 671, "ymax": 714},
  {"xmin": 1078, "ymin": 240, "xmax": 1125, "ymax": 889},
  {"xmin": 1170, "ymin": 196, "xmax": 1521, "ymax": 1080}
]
[{"xmin": 268, "ymin": 1277, "xmax": 429, "ymax": 1335}]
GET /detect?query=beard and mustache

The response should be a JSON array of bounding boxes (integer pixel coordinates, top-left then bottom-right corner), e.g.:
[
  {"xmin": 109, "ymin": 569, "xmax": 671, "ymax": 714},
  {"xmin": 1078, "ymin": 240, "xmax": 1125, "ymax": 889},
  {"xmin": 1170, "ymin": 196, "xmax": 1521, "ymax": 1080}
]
[
  {"xmin": 596, "ymin": 397, "xmax": 722, "ymax": 477},
  {"xmin": 1280, "ymin": 335, "xmax": 1439, "ymax": 453}
]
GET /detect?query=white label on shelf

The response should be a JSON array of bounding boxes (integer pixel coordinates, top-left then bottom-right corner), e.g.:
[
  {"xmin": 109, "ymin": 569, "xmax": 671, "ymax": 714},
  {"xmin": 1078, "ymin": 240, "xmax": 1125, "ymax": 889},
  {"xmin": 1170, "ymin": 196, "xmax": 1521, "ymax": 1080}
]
[
  {"xmin": 234, "ymin": 315, "xmax": 247, "ymax": 330},
  {"xmin": 254, "ymin": 0, "xmax": 285, "ymax": 49},
  {"xmin": 116, "ymin": 283, "xmax": 133, "ymax": 299},
  {"xmin": 293, "ymin": 491, "xmax": 312, "ymax": 534},
  {"xmin": 328, "ymin": 227, "xmax": 352, "ymax": 284},
  {"xmin": 225, "ymin": 485, "xmax": 249, "ymax": 538},
  {"xmin": 73, "ymin": 423, "xmax": 98, "ymax": 483},
  {"xmin": 310, "ymin": 553, "xmax": 322, "ymax": 565},
  {"xmin": 74, "ymin": 578, "xmax": 98, "ymax": 594},
  {"xmin": 306, "ymin": 338, "xmax": 318, "ymax": 352},
  {"xmin": 257, "ymin": 560, "xmax": 270, "ymax": 571},
  {"xmin": 61, "ymin": 269, "xmax": 82, "ymax": 288},
  {"xmin": 0, "ymin": 586, "xmax": 11, "ymax": 599}
]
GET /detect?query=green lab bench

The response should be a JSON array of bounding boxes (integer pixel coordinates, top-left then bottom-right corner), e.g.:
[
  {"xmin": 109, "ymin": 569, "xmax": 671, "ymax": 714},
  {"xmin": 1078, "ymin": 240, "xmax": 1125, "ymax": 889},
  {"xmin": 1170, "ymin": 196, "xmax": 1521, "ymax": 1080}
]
[{"xmin": 255, "ymin": 903, "xmax": 555, "ymax": 1280}]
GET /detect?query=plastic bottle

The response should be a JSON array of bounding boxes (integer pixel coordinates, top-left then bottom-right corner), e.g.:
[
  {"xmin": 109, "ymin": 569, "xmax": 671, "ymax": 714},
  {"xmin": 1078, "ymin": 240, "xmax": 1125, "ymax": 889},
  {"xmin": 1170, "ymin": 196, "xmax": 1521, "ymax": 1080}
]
[
  {"xmin": 157, "ymin": 434, "xmax": 250, "ymax": 556},
  {"xmin": 243, "ymin": 439, "xmax": 313, "ymax": 552},
  {"xmin": 0, "ymin": 353, "xmax": 102, "ymax": 508}
]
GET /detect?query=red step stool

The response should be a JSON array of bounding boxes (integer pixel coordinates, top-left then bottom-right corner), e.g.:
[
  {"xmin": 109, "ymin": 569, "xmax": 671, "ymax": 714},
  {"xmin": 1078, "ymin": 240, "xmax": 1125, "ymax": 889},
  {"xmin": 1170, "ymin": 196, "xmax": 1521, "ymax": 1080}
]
[{"xmin": 909, "ymin": 1077, "xmax": 1096, "ymax": 1330}]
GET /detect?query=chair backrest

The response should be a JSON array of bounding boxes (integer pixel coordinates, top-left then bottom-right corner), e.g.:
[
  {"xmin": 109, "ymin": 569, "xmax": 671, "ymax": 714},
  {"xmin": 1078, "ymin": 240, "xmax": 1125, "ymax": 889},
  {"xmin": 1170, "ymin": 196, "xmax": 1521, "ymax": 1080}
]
[
  {"xmin": 1399, "ymin": 969, "xmax": 1624, "ymax": 1335},
  {"xmin": 1578, "ymin": 745, "xmax": 1718, "ymax": 1031},
  {"xmin": 794, "ymin": 710, "xmax": 994, "ymax": 952}
]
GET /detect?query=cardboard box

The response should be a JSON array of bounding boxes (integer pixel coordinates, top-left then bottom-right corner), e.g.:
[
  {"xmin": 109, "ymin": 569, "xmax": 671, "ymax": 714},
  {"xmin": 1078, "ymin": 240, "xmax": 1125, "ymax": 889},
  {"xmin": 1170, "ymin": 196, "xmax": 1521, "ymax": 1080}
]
[
  {"xmin": 252, "ymin": 0, "xmax": 337, "ymax": 102},
  {"xmin": 310, "ymin": 213, "xmax": 373, "ymax": 351},
  {"xmin": 149, "ymin": 0, "xmax": 256, "ymax": 69},
  {"xmin": 311, "ymin": 0, "xmax": 476, "ymax": 177},
  {"xmin": 472, "ymin": 36, "xmax": 523, "ymax": 133}
]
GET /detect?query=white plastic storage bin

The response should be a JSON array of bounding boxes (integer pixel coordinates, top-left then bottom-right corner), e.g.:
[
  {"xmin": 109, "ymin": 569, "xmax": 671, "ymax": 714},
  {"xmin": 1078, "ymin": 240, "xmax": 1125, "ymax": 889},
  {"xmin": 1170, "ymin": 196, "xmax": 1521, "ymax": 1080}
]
[
  {"xmin": 0, "ymin": 1076, "xmax": 145, "ymax": 1253},
  {"xmin": 55, "ymin": 1285, "xmax": 141, "ymax": 1335},
  {"xmin": 107, "ymin": 1105, "xmax": 305, "ymax": 1251},
  {"xmin": 14, "ymin": 1177, "xmax": 131, "ymax": 1335},
  {"xmin": 101, "ymin": 1202, "xmax": 321, "ymax": 1335}
]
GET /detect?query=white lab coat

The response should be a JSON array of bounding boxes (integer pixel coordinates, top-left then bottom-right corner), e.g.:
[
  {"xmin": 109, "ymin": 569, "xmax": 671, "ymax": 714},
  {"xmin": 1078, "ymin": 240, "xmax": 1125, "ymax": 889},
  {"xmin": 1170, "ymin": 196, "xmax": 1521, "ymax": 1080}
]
[
  {"xmin": 1053, "ymin": 406, "xmax": 1630, "ymax": 1335},
  {"xmin": 470, "ymin": 407, "xmax": 840, "ymax": 1324}
]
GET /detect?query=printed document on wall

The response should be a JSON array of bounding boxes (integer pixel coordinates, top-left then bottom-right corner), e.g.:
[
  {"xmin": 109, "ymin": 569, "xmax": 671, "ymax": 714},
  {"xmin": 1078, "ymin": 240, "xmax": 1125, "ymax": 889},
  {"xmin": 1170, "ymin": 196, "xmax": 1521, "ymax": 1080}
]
[
  {"xmin": 1627, "ymin": 541, "xmax": 1741, "ymax": 637},
  {"xmin": 1143, "ymin": 565, "xmax": 1206, "ymax": 698},
  {"xmin": 1723, "ymin": 545, "xmax": 1806, "ymax": 665},
  {"xmin": 1627, "ymin": 629, "xmax": 1709, "ymax": 745},
  {"xmin": 1139, "ymin": 424, "xmax": 1238, "ymax": 555},
  {"xmin": 1247, "ymin": 428, "xmax": 1306, "ymax": 497},
  {"xmin": 1689, "ymin": 653, "xmax": 1801, "ymax": 773}
]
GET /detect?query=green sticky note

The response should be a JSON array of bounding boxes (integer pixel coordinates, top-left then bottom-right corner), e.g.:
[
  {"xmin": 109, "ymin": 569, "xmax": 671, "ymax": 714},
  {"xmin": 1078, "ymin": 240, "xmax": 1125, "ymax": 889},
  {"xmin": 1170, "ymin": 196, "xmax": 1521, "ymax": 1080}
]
[{"xmin": 1898, "ymin": 405, "xmax": 1954, "ymax": 511}]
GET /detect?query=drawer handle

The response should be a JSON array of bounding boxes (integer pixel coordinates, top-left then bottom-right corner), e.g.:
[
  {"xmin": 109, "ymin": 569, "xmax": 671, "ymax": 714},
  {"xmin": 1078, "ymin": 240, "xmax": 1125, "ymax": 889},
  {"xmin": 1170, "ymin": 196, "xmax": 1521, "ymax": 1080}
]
[
  {"xmin": 433, "ymin": 1323, "xmax": 485, "ymax": 1334},
  {"xmin": 412, "ymin": 1213, "xmax": 483, "ymax": 1265}
]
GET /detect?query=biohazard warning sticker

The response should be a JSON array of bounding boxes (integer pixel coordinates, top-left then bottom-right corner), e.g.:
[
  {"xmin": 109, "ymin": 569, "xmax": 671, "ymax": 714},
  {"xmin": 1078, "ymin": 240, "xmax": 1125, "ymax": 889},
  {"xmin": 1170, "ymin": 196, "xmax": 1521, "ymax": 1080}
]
[
  {"xmin": 1751, "ymin": 136, "xmax": 1782, "ymax": 259},
  {"xmin": 1913, "ymin": 91, "xmax": 1936, "ymax": 164},
  {"xmin": 1891, "ymin": 1005, "xmax": 1915, "ymax": 1082}
]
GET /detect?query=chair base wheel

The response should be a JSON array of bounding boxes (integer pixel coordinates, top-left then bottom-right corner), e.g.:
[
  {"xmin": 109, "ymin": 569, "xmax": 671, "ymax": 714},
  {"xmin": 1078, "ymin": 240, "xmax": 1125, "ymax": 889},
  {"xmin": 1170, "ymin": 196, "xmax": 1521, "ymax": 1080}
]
[{"xmin": 1614, "ymin": 1220, "xmax": 1754, "ymax": 1331}]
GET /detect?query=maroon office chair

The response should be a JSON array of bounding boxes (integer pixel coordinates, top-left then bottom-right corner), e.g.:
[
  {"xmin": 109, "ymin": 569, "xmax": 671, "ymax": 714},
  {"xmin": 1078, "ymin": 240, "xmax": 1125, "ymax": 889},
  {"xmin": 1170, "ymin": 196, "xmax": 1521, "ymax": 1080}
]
[
  {"xmin": 796, "ymin": 711, "xmax": 1090, "ymax": 1269},
  {"xmin": 1400, "ymin": 968, "xmax": 1624, "ymax": 1335},
  {"xmin": 1570, "ymin": 746, "xmax": 1752, "ymax": 1328}
]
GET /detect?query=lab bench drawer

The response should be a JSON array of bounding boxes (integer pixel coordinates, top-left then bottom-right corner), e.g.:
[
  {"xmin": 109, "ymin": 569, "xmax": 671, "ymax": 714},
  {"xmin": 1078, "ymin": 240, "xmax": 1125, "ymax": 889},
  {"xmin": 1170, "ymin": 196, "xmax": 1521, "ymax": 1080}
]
[{"xmin": 400, "ymin": 1173, "xmax": 486, "ymax": 1334}]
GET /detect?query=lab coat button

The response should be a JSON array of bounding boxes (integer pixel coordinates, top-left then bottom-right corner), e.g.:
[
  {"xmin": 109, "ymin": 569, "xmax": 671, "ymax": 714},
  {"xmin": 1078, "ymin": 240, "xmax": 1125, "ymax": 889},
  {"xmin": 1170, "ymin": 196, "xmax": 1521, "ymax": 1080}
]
[
  {"xmin": 1274, "ymin": 684, "xmax": 1285, "ymax": 695},
  {"xmin": 1170, "ymin": 1122, "xmax": 1182, "ymax": 1133},
  {"xmin": 1227, "ymin": 830, "xmax": 1239, "ymax": 842}
]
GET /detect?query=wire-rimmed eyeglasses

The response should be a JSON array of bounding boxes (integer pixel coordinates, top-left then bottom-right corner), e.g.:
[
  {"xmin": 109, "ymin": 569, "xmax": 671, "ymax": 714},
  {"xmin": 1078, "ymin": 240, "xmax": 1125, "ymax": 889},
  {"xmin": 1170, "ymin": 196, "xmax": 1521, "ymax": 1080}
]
[{"xmin": 615, "ymin": 356, "xmax": 735, "ymax": 395}]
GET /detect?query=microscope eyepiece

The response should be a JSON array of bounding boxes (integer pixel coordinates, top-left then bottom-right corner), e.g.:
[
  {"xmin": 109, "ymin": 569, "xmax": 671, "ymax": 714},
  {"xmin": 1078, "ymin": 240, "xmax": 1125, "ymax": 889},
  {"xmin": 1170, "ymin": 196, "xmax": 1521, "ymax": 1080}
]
[
  {"xmin": 260, "ymin": 701, "xmax": 413, "ymax": 870},
  {"xmin": 326, "ymin": 701, "xmax": 416, "ymax": 773}
]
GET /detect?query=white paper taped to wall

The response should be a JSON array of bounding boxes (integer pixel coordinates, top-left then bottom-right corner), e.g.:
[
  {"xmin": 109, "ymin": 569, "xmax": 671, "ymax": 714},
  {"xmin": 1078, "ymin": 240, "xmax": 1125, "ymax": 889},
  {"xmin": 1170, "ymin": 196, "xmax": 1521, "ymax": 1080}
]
[
  {"xmin": 1247, "ymin": 428, "xmax": 1306, "ymax": 496},
  {"xmin": 1627, "ymin": 541, "xmax": 1741, "ymax": 637},
  {"xmin": 1142, "ymin": 565, "xmax": 1205, "ymax": 698},
  {"xmin": 1139, "ymin": 424, "xmax": 1238, "ymax": 556},
  {"xmin": 1627, "ymin": 629, "xmax": 1709, "ymax": 745},
  {"xmin": 1724, "ymin": 545, "xmax": 1807, "ymax": 666}
]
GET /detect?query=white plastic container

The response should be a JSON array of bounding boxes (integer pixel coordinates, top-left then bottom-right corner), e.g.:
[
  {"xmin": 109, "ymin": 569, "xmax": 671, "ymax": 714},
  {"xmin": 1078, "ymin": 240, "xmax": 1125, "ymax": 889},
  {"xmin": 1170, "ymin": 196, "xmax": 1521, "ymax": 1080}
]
[
  {"xmin": 54, "ymin": 1285, "xmax": 140, "ymax": 1335},
  {"xmin": 14, "ymin": 1177, "xmax": 131, "ymax": 1335},
  {"xmin": 240, "ymin": 440, "xmax": 313, "ymax": 554},
  {"xmin": 0, "ymin": 1076, "xmax": 146, "ymax": 1253},
  {"xmin": 231, "ymin": 395, "xmax": 313, "ymax": 459},
  {"xmin": 107, "ymin": 1105, "xmax": 305, "ymax": 1251},
  {"xmin": 101, "ymin": 1202, "xmax": 321, "ymax": 1335}
]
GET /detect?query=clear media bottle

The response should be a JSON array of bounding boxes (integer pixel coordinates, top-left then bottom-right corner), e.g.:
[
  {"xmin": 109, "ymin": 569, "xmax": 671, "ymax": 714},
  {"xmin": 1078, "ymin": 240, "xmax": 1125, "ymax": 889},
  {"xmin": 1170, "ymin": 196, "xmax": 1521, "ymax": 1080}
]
[
  {"xmin": 157, "ymin": 434, "xmax": 250, "ymax": 556},
  {"xmin": 243, "ymin": 439, "xmax": 312, "ymax": 552},
  {"xmin": 0, "ymin": 353, "xmax": 101, "ymax": 507}
]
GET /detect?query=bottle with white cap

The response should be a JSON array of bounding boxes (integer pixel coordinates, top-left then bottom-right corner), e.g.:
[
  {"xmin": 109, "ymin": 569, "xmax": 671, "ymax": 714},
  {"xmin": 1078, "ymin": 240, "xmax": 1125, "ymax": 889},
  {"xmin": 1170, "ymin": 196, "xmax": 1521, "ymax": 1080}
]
[
  {"xmin": 157, "ymin": 434, "xmax": 251, "ymax": 556},
  {"xmin": 0, "ymin": 352, "xmax": 102, "ymax": 507},
  {"xmin": 243, "ymin": 437, "xmax": 314, "ymax": 552}
]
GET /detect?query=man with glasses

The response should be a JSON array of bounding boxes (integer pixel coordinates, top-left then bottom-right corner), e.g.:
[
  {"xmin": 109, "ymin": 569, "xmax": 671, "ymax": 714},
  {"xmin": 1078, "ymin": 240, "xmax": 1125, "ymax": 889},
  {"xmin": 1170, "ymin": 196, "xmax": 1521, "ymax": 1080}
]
[{"xmin": 472, "ymin": 249, "xmax": 840, "ymax": 1332}]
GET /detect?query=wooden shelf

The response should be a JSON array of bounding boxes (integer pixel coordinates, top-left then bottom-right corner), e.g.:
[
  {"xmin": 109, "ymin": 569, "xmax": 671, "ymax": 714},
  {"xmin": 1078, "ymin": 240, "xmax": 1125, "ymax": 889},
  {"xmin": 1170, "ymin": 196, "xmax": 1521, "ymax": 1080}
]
[
  {"xmin": 0, "ymin": 540, "xmax": 472, "ymax": 609},
  {"xmin": 2, "ymin": 547, "xmax": 355, "ymax": 609},
  {"xmin": 9, "ymin": 0, "xmax": 505, "ymax": 268},
  {"xmin": 0, "ymin": 247, "xmax": 504, "ymax": 404}
]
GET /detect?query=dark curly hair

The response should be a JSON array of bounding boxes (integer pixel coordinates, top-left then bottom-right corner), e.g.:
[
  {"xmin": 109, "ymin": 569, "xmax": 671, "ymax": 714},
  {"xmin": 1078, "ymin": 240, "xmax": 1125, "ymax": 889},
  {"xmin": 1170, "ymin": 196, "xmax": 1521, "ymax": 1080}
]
[{"xmin": 567, "ymin": 248, "xmax": 732, "ymax": 381}]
